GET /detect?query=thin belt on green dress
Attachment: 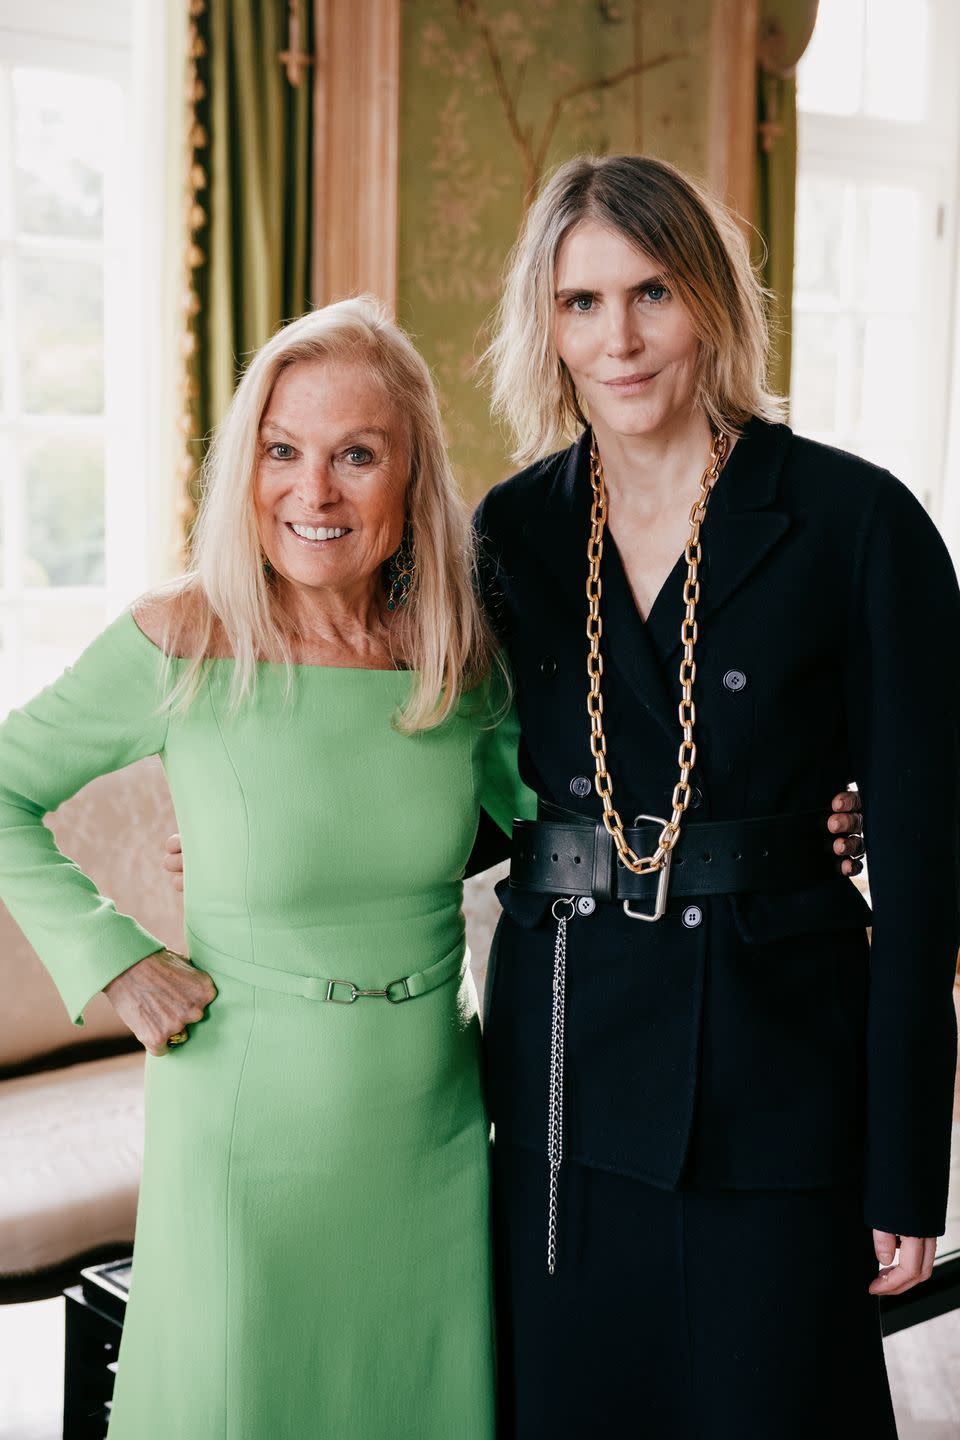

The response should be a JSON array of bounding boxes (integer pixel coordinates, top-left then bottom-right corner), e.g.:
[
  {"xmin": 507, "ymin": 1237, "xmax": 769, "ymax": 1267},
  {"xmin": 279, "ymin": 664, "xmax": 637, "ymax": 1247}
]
[{"xmin": 191, "ymin": 942, "xmax": 466, "ymax": 1005}]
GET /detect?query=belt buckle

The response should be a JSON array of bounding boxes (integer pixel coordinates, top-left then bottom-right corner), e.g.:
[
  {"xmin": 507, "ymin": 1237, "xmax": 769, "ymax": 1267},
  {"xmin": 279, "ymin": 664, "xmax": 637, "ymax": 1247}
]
[
  {"xmin": 325, "ymin": 979, "xmax": 359, "ymax": 1003},
  {"xmin": 325, "ymin": 978, "xmax": 411, "ymax": 1003},
  {"xmin": 622, "ymin": 814, "xmax": 673, "ymax": 922}
]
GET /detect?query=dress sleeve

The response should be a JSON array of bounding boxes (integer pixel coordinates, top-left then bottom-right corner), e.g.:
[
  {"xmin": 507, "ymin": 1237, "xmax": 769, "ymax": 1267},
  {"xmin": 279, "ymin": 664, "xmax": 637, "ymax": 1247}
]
[
  {"xmin": 845, "ymin": 478, "xmax": 960, "ymax": 1237},
  {"xmin": 0, "ymin": 611, "xmax": 171, "ymax": 1025},
  {"xmin": 475, "ymin": 660, "xmax": 537, "ymax": 839}
]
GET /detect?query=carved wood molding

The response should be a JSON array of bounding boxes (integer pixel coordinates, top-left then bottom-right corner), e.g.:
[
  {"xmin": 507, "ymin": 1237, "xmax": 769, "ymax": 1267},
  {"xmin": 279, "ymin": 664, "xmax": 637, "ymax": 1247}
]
[
  {"xmin": 311, "ymin": 0, "xmax": 400, "ymax": 312},
  {"xmin": 707, "ymin": 0, "xmax": 760, "ymax": 227}
]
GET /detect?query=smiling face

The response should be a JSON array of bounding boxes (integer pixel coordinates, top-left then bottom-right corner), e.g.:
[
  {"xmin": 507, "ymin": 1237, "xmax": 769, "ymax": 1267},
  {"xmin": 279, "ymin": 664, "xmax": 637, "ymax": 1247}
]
[
  {"xmin": 553, "ymin": 219, "xmax": 701, "ymax": 442},
  {"xmin": 254, "ymin": 358, "xmax": 410, "ymax": 607}
]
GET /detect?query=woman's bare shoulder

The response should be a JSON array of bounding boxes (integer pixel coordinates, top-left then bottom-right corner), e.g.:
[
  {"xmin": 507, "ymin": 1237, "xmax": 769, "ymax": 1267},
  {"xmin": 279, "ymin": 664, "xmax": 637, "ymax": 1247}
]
[{"xmin": 130, "ymin": 584, "xmax": 212, "ymax": 658}]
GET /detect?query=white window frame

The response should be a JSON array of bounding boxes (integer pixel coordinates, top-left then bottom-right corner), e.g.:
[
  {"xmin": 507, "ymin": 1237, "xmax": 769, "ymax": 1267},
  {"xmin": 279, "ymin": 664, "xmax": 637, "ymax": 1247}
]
[
  {"xmin": 0, "ymin": 0, "xmax": 177, "ymax": 708},
  {"xmin": 794, "ymin": 0, "xmax": 960, "ymax": 531}
]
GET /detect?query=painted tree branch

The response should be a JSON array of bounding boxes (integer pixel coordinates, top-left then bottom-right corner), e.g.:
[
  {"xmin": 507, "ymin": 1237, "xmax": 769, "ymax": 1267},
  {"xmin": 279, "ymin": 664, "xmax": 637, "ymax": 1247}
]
[
  {"xmin": 456, "ymin": 0, "xmax": 684, "ymax": 203},
  {"xmin": 532, "ymin": 51, "xmax": 682, "ymax": 183}
]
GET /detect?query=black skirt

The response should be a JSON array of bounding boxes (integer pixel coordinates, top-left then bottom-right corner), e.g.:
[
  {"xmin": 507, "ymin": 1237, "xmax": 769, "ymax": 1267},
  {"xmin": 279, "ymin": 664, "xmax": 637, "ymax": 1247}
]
[{"xmin": 492, "ymin": 1143, "xmax": 898, "ymax": 1439}]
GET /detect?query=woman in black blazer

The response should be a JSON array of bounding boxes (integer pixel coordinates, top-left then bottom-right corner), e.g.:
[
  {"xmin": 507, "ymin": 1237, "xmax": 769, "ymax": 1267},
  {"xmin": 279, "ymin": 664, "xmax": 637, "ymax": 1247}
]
[{"xmin": 477, "ymin": 155, "xmax": 960, "ymax": 1439}]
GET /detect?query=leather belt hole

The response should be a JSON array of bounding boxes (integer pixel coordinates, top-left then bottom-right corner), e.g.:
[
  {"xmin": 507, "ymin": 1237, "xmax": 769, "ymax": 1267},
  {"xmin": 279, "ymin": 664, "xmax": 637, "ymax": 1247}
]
[
  {"xmin": 574, "ymin": 855, "xmax": 581, "ymax": 864},
  {"xmin": 552, "ymin": 852, "xmax": 559, "ymax": 862},
  {"xmin": 703, "ymin": 853, "xmax": 712, "ymax": 863}
]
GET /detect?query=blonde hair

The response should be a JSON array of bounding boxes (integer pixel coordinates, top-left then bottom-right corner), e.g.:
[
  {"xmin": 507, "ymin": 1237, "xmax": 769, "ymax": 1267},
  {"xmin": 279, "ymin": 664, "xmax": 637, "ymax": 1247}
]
[
  {"xmin": 486, "ymin": 154, "xmax": 786, "ymax": 464},
  {"xmin": 164, "ymin": 297, "xmax": 493, "ymax": 732}
]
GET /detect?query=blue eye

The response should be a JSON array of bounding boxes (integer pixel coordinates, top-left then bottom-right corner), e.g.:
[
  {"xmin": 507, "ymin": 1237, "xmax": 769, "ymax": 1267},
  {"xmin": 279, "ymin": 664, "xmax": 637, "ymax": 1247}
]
[
  {"xmin": 566, "ymin": 294, "xmax": 594, "ymax": 312},
  {"xmin": 268, "ymin": 443, "xmax": 294, "ymax": 460},
  {"xmin": 644, "ymin": 285, "xmax": 668, "ymax": 304},
  {"xmin": 345, "ymin": 447, "xmax": 374, "ymax": 465}
]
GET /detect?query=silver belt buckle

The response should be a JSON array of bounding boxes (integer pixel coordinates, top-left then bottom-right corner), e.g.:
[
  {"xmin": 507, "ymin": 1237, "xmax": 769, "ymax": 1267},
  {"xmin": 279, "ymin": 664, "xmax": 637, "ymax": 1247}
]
[
  {"xmin": 622, "ymin": 813, "xmax": 673, "ymax": 922},
  {"xmin": 324, "ymin": 978, "xmax": 411, "ymax": 1003}
]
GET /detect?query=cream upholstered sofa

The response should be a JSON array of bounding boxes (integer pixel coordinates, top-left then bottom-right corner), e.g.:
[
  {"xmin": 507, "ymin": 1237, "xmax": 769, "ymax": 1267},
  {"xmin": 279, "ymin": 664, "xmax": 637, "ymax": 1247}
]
[{"xmin": 0, "ymin": 756, "xmax": 183, "ymax": 1303}]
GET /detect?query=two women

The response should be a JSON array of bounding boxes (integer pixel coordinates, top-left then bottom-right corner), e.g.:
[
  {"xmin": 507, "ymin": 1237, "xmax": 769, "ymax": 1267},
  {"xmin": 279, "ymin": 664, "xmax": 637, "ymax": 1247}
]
[{"xmin": 2, "ymin": 150, "xmax": 948, "ymax": 1440}]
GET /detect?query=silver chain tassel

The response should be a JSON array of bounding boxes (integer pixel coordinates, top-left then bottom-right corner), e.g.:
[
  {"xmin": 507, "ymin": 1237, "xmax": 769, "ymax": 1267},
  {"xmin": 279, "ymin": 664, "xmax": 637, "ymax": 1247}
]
[{"xmin": 547, "ymin": 897, "xmax": 574, "ymax": 1275}]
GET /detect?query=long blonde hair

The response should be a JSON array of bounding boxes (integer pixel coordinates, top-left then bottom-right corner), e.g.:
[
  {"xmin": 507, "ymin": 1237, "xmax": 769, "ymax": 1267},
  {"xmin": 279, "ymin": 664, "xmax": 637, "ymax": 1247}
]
[
  {"xmin": 486, "ymin": 154, "xmax": 786, "ymax": 464},
  {"xmin": 164, "ymin": 298, "xmax": 493, "ymax": 732}
]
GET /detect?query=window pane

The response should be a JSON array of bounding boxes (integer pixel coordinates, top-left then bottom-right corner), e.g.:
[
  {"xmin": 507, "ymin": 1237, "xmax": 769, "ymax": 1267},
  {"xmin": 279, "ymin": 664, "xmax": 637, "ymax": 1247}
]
[
  {"xmin": 858, "ymin": 315, "xmax": 919, "ymax": 492},
  {"xmin": 19, "ymin": 258, "xmax": 104, "ymax": 414},
  {"xmin": 797, "ymin": 0, "xmax": 864, "ymax": 117},
  {"xmin": 794, "ymin": 175, "xmax": 853, "ymax": 301},
  {"xmin": 22, "ymin": 433, "xmax": 105, "ymax": 586},
  {"xmin": 799, "ymin": 0, "xmax": 930, "ymax": 123},
  {"xmin": 13, "ymin": 68, "xmax": 118, "ymax": 238},
  {"xmin": 862, "ymin": 186, "xmax": 922, "ymax": 314},
  {"xmin": 790, "ymin": 313, "xmax": 845, "ymax": 434},
  {"xmin": 0, "ymin": 610, "xmax": 11, "ymax": 711},
  {"xmin": 21, "ymin": 596, "xmax": 106, "ymax": 700},
  {"xmin": 863, "ymin": 2, "xmax": 929, "ymax": 123}
]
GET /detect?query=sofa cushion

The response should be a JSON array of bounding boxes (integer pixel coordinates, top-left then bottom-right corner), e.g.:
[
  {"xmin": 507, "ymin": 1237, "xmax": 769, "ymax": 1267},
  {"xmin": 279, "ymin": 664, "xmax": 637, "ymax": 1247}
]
[{"xmin": 0, "ymin": 1051, "xmax": 144, "ymax": 1277}]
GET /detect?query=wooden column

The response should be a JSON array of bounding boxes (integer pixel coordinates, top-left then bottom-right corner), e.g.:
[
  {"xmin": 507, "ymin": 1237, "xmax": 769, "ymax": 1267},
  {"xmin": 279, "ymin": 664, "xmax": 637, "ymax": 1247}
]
[
  {"xmin": 707, "ymin": 0, "xmax": 759, "ymax": 226},
  {"xmin": 312, "ymin": 0, "xmax": 401, "ymax": 311}
]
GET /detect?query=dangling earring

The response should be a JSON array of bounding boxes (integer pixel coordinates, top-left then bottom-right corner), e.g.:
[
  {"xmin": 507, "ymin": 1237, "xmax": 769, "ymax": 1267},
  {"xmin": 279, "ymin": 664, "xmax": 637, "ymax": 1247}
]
[
  {"xmin": 260, "ymin": 551, "xmax": 275, "ymax": 581},
  {"xmin": 386, "ymin": 522, "xmax": 415, "ymax": 611}
]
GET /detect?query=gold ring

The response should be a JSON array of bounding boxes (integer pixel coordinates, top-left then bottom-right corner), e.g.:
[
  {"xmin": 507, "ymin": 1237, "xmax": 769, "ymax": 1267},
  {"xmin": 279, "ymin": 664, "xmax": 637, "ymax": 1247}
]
[{"xmin": 167, "ymin": 1029, "xmax": 189, "ymax": 1047}]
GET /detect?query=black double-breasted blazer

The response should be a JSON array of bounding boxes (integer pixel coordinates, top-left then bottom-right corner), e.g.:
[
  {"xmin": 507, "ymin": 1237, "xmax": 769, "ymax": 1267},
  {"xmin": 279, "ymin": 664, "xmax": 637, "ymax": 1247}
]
[{"xmin": 473, "ymin": 417, "xmax": 960, "ymax": 1239}]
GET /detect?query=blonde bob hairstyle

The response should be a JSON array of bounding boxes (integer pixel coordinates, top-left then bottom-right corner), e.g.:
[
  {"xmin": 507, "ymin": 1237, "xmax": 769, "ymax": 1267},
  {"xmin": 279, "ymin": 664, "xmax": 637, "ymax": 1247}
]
[
  {"xmin": 163, "ymin": 297, "xmax": 494, "ymax": 733},
  {"xmin": 486, "ymin": 153, "xmax": 786, "ymax": 464}
]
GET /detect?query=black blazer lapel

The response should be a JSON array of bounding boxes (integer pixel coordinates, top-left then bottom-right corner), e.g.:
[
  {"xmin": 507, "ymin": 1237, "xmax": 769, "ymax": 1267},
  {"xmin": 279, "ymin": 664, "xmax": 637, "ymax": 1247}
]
[
  {"xmin": 647, "ymin": 419, "xmax": 794, "ymax": 663},
  {"xmin": 520, "ymin": 419, "xmax": 795, "ymax": 737},
  {"xmin": 524, "ymin": 429, "xmax": 681, "ymax": 742}
]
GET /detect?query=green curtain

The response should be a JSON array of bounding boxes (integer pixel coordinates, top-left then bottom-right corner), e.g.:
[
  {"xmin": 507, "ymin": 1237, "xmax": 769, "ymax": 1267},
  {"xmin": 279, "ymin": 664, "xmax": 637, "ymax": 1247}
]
[
  {"xmin": 754, "ymin": 71, "xmax": 797, "ymax": 404},
  {"xmin": 186, "ymin": 0, "xmax": 314, "ymax": 532}
]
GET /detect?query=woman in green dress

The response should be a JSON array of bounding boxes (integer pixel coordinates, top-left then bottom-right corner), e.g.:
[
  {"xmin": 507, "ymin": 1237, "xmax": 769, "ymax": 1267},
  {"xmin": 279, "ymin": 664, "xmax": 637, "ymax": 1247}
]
[{"xmin": 0, "ymin": 298, "xmax": 532, "ymax": 1439}]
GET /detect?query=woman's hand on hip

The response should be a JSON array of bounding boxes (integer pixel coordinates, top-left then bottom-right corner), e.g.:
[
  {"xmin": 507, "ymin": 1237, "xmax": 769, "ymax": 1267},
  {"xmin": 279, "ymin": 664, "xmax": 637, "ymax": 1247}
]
[
  {"xmin": 868, "ymin": 1231, "xmax": 937, "ymax": 1295},
  {"xmin": 828, "ymin": 788, "xmax": 865, "ymax": 876},
  {"xmin": 164, "ymin": 833, "xmax": 184, "ymax": 892},
  {"xmin": 104, "ymin": 949, "xmax": 217, "ymax": 1056}
]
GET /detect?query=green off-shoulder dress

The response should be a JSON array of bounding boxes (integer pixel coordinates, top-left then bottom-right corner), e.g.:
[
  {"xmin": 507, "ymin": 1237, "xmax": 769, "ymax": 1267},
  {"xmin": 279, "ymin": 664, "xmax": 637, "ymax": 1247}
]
[{"xmin": 0, "ymin": 612, "xmax": 534, "ymax": 1440}]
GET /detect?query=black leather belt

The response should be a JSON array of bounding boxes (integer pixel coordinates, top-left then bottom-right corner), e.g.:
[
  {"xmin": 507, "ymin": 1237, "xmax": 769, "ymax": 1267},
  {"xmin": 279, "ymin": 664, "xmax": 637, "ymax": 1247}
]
[{"xmin": 509, "ymin": 802, "xmax": 834, "ymax": 907}]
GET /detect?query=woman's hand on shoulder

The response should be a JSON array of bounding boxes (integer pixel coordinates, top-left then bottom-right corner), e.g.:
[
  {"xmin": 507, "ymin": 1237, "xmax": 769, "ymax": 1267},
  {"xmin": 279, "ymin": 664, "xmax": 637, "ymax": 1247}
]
[
  {"xmin": 827, "ymin": 787, "xmax": 865, "ymax": 876},
  {"xmin": 104, "ymin": 948, "xmax": 216, "ymax": 1056},
  {"xmin": 869, "ymin": 1232, "xmax": 937, "ymax": 1295}
]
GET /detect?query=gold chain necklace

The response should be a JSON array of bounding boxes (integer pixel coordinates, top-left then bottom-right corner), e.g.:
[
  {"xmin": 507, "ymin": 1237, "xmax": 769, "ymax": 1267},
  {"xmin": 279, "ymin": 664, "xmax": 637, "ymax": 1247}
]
[{"xmin": 586, "ymin": 428, "xmax": 728, "ymax": 875}]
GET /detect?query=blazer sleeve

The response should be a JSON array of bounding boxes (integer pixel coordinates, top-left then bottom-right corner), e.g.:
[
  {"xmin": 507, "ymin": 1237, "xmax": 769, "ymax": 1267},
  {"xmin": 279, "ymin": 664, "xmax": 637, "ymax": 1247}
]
[
  {"xmin": 0, "ymin": 612, "xmax": 171, "ymax": 1026},
  {"xmin": 845, "ymin": 477, "xmax": 960, "ymax": 1237}
]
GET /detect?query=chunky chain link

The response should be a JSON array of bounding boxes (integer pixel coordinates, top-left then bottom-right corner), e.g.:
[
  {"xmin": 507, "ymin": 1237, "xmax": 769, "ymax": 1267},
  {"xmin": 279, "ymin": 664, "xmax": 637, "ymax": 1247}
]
[{"xmin": 586, "ymin": 429, "xmax": 728, "ymax": 875}]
